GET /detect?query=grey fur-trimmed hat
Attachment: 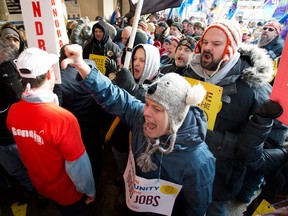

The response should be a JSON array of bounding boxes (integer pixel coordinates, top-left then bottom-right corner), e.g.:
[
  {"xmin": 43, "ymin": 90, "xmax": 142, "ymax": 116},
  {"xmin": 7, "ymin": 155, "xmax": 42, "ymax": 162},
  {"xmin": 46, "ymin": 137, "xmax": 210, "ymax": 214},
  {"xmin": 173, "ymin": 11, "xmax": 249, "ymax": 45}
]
[{"xmin": 136, "ymin": 73, "xmax": 206, "ymax": 172}]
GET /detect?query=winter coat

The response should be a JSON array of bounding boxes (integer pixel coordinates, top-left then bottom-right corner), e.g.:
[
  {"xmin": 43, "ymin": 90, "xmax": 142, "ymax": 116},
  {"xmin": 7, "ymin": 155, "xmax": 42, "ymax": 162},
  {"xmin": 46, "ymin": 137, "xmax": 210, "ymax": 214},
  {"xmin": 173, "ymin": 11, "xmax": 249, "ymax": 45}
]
[
  {"xmin": 80, "ymin": 68, "xmax": 216, "ymax": 216},
  {"xmin": 186, "ymin": 43, "xmax": 288, "ymax": 201},
  {"xmin": 260, "ymin": 35, "xmax": 284, "ymax": 60},
  {"xmin": 82, "ymin": 20, "xmax": 121, "ymax": 61},
  {"xmin": 160, "ymin": 60, "xmax": 194, "ymax": 76},
  {"xmin": 0, "ymin": 39, "xmax": 23, "ymax": 146}
]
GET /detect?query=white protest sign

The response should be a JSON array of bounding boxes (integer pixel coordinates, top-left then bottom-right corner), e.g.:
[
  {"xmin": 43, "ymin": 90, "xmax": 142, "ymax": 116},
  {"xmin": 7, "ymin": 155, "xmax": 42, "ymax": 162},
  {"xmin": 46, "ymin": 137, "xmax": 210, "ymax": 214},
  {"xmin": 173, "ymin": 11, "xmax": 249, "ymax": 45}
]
[{"xmin": 20, "ymin": 0, "xmax": 69, "ymax": 83}]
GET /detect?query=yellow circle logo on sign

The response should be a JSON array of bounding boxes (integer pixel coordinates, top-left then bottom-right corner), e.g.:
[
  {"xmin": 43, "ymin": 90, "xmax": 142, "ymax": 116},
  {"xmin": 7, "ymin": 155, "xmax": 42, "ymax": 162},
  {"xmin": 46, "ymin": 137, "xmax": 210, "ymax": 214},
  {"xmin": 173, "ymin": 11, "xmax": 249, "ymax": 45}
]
[{"xmin": 160, "ymin": 185, "xmax": 178, "ymax": 194}]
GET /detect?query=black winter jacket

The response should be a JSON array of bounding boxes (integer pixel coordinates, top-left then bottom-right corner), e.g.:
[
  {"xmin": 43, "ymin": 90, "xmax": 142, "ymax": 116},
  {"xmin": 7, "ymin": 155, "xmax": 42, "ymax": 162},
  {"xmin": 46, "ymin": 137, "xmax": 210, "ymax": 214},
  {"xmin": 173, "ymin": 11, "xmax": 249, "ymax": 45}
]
[
  {"xmin": 0, "ymin": 39, "xmax": 23, "ymax": 146},
  {"xmin": 186, "ymin": 43, "xmax": 288, "ymax": 201},
  {"xmin": 82, "ymin": 20, "xmax": 121, "ymax": 61}
]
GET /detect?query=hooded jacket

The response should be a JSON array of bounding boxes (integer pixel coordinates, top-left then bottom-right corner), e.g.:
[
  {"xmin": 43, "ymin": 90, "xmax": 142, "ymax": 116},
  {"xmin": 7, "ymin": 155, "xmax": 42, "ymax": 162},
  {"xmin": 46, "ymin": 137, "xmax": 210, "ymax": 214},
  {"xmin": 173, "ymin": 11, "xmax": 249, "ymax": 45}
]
[
  {"xmin": 81, "ymin": 67, "xmax": 215, "ymax": 216},
  {"xmin": 131, "ymin": 44, "xmax": 160, "ymax": 85},
  {"xmin": 0, "ymin": 38, "xmax": 23, "ymax": 146},
  {"xmin": 82, "ymin": 20, "xmax": 121, "ymax": 61},
  {"xmin": 187, "ymin": 43, "xmax": 288, "ymax": 201}
]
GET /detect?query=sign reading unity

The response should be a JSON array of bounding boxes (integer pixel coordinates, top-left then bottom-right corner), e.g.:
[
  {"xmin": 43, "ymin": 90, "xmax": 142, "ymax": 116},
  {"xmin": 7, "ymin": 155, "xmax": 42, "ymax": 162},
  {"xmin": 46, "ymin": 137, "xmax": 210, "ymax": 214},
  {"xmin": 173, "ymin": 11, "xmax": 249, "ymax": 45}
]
[
  {"xmin": 185, "ymin": 77, "xmax": 223, "ymax": 131},
  {"xmin": 123, "ymin": 150, "xmax": 182, "ymax": 216},
  {"xmin": 20, "ymin": 0, "xmax": 69, "ymax": 83}
]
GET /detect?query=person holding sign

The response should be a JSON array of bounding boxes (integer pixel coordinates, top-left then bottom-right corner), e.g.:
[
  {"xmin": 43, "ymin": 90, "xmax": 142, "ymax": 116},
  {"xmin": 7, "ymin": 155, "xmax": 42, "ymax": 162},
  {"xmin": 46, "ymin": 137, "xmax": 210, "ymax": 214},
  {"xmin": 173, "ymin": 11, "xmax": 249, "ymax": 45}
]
[
  {"xmin": 6, "ymin": 48, "xmax": 95, "ymax": 216},
  {"xmin": 61, "ymin": 44, "xmax": 215, "ymax": 216},
  {"xmin": 187, "ymin": 20, "xmax": 288, "ymax": 215},
  {"xmin": 82, "ymin": 20, "xmax": 121, "ymax": 62}
]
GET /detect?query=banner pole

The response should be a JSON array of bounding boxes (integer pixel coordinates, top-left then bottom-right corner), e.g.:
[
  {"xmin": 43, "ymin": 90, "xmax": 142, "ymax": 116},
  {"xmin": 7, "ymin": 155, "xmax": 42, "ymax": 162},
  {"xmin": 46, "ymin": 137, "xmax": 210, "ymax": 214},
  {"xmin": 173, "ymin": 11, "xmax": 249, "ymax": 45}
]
[{"xmin": 124, "ymin": 0, "xmax": 144, "ymax": 69}]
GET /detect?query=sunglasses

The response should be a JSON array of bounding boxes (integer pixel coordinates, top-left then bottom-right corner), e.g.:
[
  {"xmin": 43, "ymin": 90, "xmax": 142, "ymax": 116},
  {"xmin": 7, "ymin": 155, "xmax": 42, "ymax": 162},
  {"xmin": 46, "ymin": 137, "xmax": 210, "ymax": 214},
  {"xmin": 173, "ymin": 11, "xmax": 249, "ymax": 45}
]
[{"xmin": 263, "ymin": 27, "xmax": 274, "ymax": 32}]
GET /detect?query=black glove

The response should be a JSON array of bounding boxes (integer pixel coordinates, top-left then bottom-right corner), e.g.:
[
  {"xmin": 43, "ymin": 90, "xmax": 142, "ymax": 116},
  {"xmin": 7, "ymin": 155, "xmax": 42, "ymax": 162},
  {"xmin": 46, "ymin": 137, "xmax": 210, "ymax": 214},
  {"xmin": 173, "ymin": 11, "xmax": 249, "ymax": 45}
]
[
  {"xmin": 105, "ymin": 58, "xmax": 118, "ymax": 76},
  {"xmin": 114, "ymin": 68, "xmax": 139, "ymax": 95},
  {"xmin": 252, "ymin": 100, "xmax": 283, "ymax": 124}
]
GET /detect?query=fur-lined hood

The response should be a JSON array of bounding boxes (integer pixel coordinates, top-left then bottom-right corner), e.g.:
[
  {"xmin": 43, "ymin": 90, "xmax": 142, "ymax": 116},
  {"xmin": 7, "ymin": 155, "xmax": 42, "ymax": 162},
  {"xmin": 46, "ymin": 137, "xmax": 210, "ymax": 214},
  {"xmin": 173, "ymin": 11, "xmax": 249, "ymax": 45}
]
[
  {"xmin": 0, "ymin": 38, "xmax": 19, "ymax": 64},
  {"xmin": 239, "ymin": 43, "xmax": 274, "ymax": 88}
]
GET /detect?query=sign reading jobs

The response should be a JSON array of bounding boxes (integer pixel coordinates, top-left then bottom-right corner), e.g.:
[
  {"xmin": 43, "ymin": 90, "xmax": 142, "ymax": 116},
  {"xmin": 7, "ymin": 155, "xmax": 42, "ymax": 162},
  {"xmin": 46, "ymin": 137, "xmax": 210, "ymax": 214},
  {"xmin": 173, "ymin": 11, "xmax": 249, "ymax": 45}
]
[{"xmin": 20, "ymin": 0, "xmax": 69, "ymax": 83}]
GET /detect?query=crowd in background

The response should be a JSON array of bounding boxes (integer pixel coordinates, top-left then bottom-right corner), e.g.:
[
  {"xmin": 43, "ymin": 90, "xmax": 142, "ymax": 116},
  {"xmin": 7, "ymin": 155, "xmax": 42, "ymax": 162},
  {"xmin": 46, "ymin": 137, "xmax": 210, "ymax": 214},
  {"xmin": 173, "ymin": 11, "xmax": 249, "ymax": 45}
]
[{"xmin": 0, "ymin": 6, "xmax": 288, "ymax": 216}]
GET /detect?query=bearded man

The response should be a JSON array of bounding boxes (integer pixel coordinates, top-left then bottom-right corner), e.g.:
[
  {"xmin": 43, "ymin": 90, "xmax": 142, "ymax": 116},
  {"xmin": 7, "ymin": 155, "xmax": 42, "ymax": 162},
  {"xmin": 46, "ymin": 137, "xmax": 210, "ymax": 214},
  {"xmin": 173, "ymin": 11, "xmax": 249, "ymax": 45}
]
[
  {"xmin": 187, "ymin": 20, "xmax": 288, "ymax": 216},
  {"xmin": 258, "ymin": 21, "xmax": 284, "ymax": 60}
]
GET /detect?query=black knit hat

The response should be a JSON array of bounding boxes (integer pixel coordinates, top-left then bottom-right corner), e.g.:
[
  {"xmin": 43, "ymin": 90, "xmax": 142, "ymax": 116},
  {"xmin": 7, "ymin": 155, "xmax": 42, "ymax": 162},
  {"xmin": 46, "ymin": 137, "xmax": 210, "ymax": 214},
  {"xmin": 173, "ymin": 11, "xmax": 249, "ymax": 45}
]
[
  {"xmin": 193, "ymin": 21, "xmax": 206, "ymax": 30},
  {"xmin": 127, "ymin": 31, "xmax": 147, "ymax": 47},
  {"xmin": 182, "ymin": 19, "xmax": 189, "ymax": 24},
  {"xmin": 156, "ymin": 21, "xmax": 168, "ymax": 29},
  {"xmin": 171, "ymin": 22, "xmax": 182, "ymax": 32},
  {"xmin": 176, "ymin": 37, "xmax": 196, "ymax": 52}
]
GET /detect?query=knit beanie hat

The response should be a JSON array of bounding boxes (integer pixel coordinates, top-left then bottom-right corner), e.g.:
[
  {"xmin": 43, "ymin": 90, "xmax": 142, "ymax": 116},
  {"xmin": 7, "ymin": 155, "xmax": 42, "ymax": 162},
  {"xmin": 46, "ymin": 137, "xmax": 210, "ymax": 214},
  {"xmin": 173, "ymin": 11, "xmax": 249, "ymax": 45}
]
[
  {"xmin": 193, "ymin": 21, "xmax": 206, "ymax": 31},
  {"xmin": 153, "ymin": 40, "xmax": 161, "ymax": 48},
  {"xmin": 163, "ymin": 36, "xmax": 172, "ymax": 44},
  {"xmin": 171, "ymin": 22, "xmax": 183, "ymax": 32},
  {"xmin": 176, "ymin": 37, "xmax": 197, "ymax": 52},
  {"xmin": 182, "ymin": 19, "xmax": 189, "ymax": 24},
  {"xmin": 136, "ymin": 73, "xmax": 206, "ymax": 172},
  {"xmin": 156, "ymin": 21, "xmax": 168, "ymax": 29},
  {"xmin": 126, "ymin": 30, "xmax": 147, "ymax": 48},
  {"xmin": 194, "ymin": 20, "xmax": 242, "ymax": 62},
  {"xmin": 164, "ymin": 35, "xmax": 180, "ymax": 45},
  {"xmin": 264, "ymin": 21, "xmax": 281, "ymax": 34},
  {"xmin": 138, "ymin": 20, "xmax": 148, "ymax": 32},
  {"xmin": 0, "ymin": 27, "xmax": 20, "ymax": 42}
]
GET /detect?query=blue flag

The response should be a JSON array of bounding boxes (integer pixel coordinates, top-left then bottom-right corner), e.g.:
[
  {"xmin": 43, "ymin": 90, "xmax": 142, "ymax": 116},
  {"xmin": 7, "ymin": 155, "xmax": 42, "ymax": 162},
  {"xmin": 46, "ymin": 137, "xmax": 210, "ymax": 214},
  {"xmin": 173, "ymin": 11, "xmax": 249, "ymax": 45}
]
[
  {"xmin": 272, "ymin": 0, "xmax": 288, "ymax": 19},
  {"xmin": 175, "ymin": 0, "xmax": 193, "ymax": 17},
  {"xmin": 227, "ymin": 0, "xmax": 238, "ymax": 20}
]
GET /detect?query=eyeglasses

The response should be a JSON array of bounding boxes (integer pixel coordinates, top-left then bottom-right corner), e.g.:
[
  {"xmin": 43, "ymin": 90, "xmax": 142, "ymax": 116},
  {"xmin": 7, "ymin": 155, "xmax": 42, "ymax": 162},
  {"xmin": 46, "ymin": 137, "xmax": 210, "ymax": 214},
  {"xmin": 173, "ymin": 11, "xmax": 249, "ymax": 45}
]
[{"xmin": 263, "ymin": 27, "xmax": 274, "ymax": 32}]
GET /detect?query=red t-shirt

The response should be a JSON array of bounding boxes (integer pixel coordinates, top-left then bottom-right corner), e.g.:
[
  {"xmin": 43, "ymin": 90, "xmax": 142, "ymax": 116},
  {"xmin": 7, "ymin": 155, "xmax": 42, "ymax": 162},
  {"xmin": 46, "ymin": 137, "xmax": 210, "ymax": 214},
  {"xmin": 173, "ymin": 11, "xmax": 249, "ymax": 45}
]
[{"xmin": 7, "ymin": 100, "xmax": 85, "ymax": 205}]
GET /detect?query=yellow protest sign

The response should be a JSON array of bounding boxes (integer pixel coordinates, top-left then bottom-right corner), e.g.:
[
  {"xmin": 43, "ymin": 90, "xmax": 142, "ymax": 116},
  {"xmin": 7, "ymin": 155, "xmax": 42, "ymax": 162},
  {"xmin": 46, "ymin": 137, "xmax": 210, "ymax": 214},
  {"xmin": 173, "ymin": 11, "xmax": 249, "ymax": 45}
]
[
  {"xmin": 89, "ymin": 54, "xmax": 107, "ymax": 75},
  {"xmin": 252, "ymin": 199, "xmax": 276, "ymax": 216},
  {"xmin": 11, "ymin": 202, "xmax": 27, "ymax": 216},
  {"xmin": 185, "ymin": 77, "xmax": 223, "ymax": 131}
]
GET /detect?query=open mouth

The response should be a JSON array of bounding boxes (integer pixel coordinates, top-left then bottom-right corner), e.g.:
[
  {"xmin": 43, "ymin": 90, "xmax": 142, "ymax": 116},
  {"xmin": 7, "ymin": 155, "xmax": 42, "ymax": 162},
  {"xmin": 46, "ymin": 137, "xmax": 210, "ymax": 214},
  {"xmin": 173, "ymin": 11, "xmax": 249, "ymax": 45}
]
[
  {"xmin": 203, "ymin": 53, "xmax": 212, "ymax": 61},
  {"xmin": 176, "ymin": 56, "xmax": 184, "ymax": 61},
  {"xmin": 134, "ymin": 68, "xmax": 140, "ymax": 75},
  {"xmin": 146, "ymin": 122, "xmax": 156, "ymax": 130}
]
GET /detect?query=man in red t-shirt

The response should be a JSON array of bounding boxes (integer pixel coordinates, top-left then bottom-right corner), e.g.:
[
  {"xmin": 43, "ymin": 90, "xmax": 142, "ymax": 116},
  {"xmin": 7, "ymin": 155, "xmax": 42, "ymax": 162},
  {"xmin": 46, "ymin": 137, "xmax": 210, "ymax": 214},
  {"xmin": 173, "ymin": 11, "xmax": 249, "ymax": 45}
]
[{"xmin": 6, "ymin": 48, "xmax": 95, "ymax": 216}]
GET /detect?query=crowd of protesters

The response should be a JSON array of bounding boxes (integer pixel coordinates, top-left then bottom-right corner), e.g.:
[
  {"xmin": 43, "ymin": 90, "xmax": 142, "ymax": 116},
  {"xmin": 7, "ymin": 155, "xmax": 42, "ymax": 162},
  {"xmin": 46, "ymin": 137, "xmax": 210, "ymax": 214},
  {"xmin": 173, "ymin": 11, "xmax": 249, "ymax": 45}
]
[{"xmin": 0, "ymin": 6, "xmax": 288, "ymax": 216}]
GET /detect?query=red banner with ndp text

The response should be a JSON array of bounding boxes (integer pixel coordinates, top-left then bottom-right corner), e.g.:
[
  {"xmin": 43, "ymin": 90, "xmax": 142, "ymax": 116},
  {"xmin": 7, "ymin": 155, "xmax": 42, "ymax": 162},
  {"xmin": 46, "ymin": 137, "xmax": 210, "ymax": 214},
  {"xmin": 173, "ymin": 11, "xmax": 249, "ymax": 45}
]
[
  {"xmin": 270, "ymin": 40, "xmax": 288, "ymax": 126},
  {"xmin": 19, "ymin": 0, "xmax": 69, "ymax": 83}
]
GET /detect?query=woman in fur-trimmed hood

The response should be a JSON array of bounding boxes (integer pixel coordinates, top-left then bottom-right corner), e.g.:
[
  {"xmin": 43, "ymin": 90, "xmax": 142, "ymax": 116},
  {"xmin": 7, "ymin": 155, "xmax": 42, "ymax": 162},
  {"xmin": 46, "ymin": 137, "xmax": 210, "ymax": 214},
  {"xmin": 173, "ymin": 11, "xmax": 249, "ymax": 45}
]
[{"xmin": 185, "ymin": 20, "xmax": 288, "ymax": 215}]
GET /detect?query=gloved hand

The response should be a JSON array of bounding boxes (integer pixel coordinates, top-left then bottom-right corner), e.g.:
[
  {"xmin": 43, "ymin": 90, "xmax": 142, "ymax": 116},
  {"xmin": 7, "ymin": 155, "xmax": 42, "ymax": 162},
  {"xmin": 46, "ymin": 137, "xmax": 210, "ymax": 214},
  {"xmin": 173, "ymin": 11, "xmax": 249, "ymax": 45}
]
[
  {"xmin": 105, "ymin": 58, "xmax": 118, "ymax": 76},
  {"xmin": 114, "ymin": 68, "xmax": 139, "ymax": 95},
  {"xmin": 252, "ymin": 100, "xmax": 283, "ymax": 124}
]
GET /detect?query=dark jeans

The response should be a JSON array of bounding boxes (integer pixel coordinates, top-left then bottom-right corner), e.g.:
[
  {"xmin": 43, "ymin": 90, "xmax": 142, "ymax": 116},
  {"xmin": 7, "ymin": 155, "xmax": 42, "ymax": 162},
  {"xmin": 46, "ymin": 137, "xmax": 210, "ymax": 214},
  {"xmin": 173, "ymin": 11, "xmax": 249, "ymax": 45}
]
[{"xmin": 56, "ymin": 195, "xmax": 86, "ymax": 216}]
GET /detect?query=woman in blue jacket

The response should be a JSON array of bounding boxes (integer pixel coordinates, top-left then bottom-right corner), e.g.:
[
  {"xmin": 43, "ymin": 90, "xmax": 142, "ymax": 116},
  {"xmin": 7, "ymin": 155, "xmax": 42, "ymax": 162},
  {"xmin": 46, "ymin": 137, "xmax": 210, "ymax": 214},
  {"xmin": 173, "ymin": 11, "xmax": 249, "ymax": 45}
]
[{"xmin": 61, "ymin": 44, "xmax": 215, "ymax": 216}]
